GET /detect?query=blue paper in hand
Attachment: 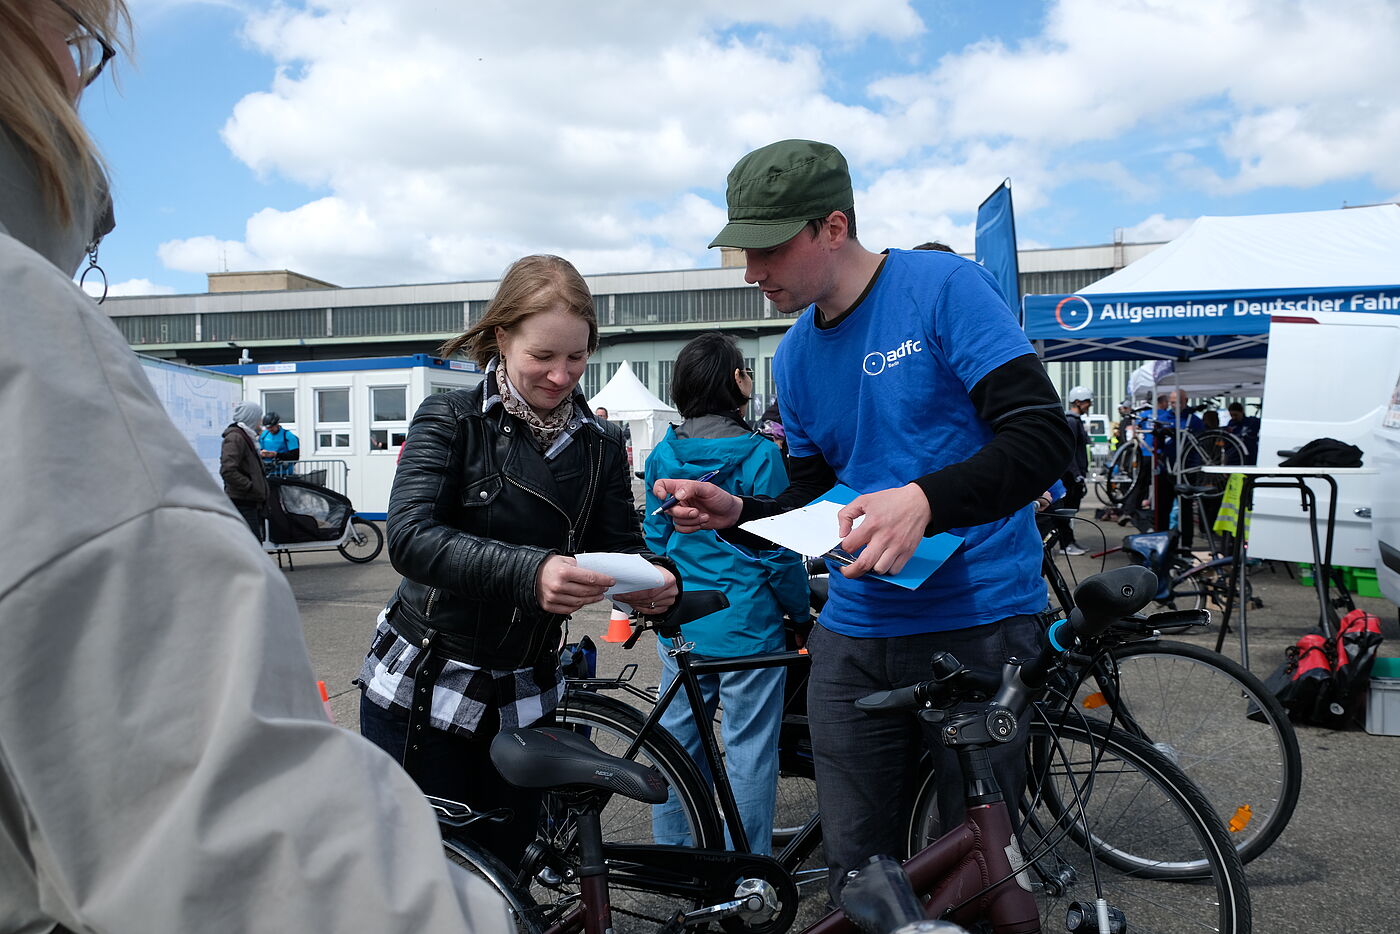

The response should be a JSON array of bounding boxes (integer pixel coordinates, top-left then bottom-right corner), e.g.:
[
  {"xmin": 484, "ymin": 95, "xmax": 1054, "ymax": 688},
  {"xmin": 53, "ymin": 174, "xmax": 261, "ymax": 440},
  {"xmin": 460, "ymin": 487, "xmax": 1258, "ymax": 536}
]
[{"xmin": 817, "ymin": 484, "xmax": 963, "ymax": 590}]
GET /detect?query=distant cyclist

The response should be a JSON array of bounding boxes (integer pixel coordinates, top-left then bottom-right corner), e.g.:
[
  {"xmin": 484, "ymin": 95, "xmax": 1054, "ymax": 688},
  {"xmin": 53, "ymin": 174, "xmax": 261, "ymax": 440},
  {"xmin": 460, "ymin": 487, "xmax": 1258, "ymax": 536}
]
[
  {"xmin": 259, "ymin": 410, "xmax": 300, "ymax": 476},
  {"xmin": 1051, "ymin": 386, "xmax": 1093, "ymax": 555}
]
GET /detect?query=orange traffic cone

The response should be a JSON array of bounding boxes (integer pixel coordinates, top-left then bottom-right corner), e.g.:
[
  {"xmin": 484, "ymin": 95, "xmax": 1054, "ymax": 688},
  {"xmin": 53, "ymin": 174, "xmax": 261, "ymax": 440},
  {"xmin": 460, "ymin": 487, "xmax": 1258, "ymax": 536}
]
[
  {"xmin": 316, "ymin": 680, "xmax": 337, "ymax": 724},
  {"xmin": 604, "ymin": 606, "xmax": 633, "ymax": 643}
]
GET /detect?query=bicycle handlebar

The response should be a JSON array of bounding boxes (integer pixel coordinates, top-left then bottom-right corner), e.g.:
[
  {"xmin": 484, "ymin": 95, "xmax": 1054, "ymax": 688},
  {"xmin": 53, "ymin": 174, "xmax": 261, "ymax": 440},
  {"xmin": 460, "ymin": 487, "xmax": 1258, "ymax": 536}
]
[{"xmin": 856, "ymin": 566, "xmax": 1158, "ymax": 719}]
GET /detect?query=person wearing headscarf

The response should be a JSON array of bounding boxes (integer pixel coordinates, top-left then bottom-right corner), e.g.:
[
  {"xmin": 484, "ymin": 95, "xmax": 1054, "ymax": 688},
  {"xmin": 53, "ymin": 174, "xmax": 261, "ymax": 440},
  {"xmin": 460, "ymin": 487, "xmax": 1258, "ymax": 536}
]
[{"xmin": 220, "ymin": 398, "xmax": 268, "ymax": 537}]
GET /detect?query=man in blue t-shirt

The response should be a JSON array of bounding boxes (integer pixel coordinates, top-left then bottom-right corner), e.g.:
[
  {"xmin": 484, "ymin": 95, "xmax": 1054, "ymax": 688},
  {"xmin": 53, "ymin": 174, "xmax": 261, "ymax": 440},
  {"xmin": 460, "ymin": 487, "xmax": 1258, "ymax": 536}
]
[
  {"xmin": 654, "ymin": 140, "xmax": 1072, "ymax": 896},
  {"xmin": 259, "ymin": 411, "xmax": 300, "ymax": 477}
]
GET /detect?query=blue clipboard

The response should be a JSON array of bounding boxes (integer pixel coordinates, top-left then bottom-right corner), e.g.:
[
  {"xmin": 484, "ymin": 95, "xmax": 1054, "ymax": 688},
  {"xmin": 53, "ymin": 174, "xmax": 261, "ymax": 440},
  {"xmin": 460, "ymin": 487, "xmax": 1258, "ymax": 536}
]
[{"xmin": 816, "ymin": 484, "xmax": 963, "ymax": 590}]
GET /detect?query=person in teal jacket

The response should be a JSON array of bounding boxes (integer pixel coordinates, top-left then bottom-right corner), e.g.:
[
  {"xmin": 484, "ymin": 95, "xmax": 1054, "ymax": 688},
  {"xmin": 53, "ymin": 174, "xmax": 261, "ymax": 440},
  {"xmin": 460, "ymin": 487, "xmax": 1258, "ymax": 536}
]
[{"xmin": 644, "ymin": 333, "xmax": 810, "ymax": 854}]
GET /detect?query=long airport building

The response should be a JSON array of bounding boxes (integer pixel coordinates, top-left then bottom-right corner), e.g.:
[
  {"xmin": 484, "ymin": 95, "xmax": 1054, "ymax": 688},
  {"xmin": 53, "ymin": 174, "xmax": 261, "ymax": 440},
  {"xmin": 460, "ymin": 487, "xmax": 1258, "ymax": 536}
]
[{"xmin": 103, "ymin": 241, "xmax": 1164, "ymax": 420}]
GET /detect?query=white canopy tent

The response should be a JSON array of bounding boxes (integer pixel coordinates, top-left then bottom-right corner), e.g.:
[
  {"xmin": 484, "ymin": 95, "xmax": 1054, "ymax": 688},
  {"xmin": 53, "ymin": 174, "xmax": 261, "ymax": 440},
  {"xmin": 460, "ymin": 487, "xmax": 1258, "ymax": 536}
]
[{"xmin": 587, "ymin": 360, "xmax": 678, "ymax": 470}]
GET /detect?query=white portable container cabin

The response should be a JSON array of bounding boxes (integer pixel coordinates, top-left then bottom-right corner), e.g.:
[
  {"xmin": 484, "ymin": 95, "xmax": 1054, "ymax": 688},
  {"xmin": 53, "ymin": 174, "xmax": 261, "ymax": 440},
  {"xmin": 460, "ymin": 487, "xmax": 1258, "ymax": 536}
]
[{"xmin": 209, "ymin": 354, "xmax": 483, "ymax": 518}]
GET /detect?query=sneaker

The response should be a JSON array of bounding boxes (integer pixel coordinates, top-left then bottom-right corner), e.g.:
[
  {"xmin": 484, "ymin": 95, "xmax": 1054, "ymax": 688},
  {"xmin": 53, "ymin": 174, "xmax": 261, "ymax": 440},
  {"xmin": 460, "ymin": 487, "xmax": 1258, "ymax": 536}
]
[{"xmin": 1063, "ymin": 544, "xmax": 1088, "ymax": 556}]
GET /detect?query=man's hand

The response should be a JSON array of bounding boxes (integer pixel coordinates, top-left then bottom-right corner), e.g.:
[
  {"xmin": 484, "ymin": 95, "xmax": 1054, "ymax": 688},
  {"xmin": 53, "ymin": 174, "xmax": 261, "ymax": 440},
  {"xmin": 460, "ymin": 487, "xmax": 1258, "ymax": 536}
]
[
  {"xmin": 835, "ymin": 484, "xmax": 932, "ymax": 579},
  {"xmin": 651, "ymin": 479, "xmax": 743, "ymax": 533},
  {"xmin": 260, "ymin": 449, "xmax": 276, "ymax": 459},
  {"xmin": 615, "ymin": 566, "xmax": 679, "ymax": 616},
  {"xmin": 536, "ymin": 556, "xmax": 614, "ymax": 615}
]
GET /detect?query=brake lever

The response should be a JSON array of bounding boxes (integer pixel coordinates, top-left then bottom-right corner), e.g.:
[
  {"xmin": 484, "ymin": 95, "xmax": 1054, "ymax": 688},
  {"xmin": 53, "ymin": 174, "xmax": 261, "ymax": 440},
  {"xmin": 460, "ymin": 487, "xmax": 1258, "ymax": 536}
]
[{"xmin": 622, "ymin": 618, "xmax": 646, "ymax": 650}]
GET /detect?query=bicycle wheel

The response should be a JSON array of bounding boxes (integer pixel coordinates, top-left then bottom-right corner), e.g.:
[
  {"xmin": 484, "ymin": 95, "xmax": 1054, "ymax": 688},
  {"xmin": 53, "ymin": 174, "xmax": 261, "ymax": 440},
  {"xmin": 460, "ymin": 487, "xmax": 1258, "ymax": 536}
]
[
  {"xmin": 338, "ymin": 517, "xmax": 384, "ymax": 563},
  {"xmin": 907, "ymin": 717, "xmax": 1251, "ymax": 934},
  {"xmin": 1103, "ymin": 442, "xmax": 1141, "ymax": 506},
  {"xmin": 1180, "ymin": 431, "xmax": 1248, "ymax": 499},
  {"xmin": 442, "ymin": 833, "xmax": 546, "ymax": 934},
  {"xmin": 1169, "ymin": 558, "xmax": 1243, "ymax": 612},
  {"xmin": 1081, "ymin": 640, "xmax": 1301, "ymax": 865},
  {"xmin": 549, "ymin": 690, "xmax": 724, "ymax": 932}
]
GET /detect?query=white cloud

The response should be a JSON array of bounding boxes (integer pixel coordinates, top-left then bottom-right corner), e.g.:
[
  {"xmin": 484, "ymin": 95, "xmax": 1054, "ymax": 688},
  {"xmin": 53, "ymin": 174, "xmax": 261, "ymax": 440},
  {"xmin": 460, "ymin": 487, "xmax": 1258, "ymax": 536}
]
[
  {"xmin": 1119, "ymin": 213, "xmax": 1192, "ymax": 244},
  {"xmin": 81, "ymin": 277, "xmax": 178, "ymax": 298},
  {"xmin": 156, "ymin": 0, "xmax": 1400, "ymax": 287}
]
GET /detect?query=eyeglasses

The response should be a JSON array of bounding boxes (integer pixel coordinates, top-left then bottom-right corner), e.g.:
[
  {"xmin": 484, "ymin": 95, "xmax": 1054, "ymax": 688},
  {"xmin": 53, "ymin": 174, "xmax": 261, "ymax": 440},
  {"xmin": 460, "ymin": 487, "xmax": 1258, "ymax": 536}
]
[{"xmin": 52, "ymin": 0, "xmax": 116, "ymax": 89}]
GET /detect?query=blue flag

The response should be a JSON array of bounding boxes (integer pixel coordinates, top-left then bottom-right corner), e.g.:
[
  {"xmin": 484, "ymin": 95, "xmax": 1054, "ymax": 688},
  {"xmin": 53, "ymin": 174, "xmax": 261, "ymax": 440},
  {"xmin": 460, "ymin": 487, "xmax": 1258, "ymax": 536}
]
[{"xmin": 975, "ymin": 179, "xmax": 1020, "ymax": 315}]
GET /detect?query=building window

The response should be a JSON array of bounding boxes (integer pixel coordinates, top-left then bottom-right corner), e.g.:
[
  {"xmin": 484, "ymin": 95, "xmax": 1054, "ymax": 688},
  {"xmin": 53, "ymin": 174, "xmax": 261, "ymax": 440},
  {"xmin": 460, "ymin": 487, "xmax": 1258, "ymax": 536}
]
[
  {"xmin": 763, "ymin": 355, "xmax": 776, "ymax": 413},
  {"xmin": 369, "ymin": 385, "xmax": 408, "ymax": 453},
  {"xmin": 743, "ymin": 355, "xmax": 757, "ymax": 421},
  {"xmin": 606, "ymin": 361, "xmax": 621, "ymax": 382},
  {"xmin": 582, "ymin": 362, "xmax": 602, "ymax": 398},
  {"xmin": 656, "ymin": 359, "xmax": 674, "ymax": 407},
  {"xmin": 261, "ymin": 389, "xmax": 296, "ymax": 426},
  {"xmin": 632, "ymin": 361, "xmax": 649, "ymax": 389},
  {"xmin": 314, "ymin": 388, "xmax": 351, "ymax": 452}
]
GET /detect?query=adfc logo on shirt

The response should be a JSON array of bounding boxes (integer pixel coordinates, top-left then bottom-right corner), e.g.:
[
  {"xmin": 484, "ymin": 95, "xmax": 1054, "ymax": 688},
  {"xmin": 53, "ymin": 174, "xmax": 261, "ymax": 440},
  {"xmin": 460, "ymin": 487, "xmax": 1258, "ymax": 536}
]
[{"xmin": 862, "ymin": 338, "xmax": 923, "ymax": 376}]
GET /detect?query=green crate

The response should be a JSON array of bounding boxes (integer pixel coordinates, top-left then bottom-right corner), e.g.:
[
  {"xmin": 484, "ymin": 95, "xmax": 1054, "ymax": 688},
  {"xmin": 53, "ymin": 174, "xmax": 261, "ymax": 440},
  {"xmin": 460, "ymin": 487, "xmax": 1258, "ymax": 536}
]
[
  {"xmin": 1353, "ymin": 568, "xmax": 1382, "ymax": 599},
  {"xmin": 1297, "ymin": 562, "xmax": 1314, "ymax": 587}
]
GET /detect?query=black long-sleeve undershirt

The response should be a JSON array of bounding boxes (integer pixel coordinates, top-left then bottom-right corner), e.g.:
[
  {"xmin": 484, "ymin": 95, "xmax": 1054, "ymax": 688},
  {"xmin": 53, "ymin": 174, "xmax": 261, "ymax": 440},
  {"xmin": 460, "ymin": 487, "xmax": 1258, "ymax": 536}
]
[{"xmin": 726, "ymin": 352, "xmax": 1073, "ymax": 544}]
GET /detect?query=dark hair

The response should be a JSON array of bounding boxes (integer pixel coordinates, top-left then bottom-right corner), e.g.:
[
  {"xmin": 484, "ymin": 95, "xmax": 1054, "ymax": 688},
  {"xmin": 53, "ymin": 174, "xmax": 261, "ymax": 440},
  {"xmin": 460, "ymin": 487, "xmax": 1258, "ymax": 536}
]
[
  {"xmin": 670, "ymin": 332, "xmax": 748, "ymax": 419},
  {"xmin": 1227, "ymin": 402, "xmax": 1244, "ymax": 414},
  {"xmin": 262, "ymin": 412, "xmax": 280, "ymax": 427},
  {"xmin": 806, "ymin": 208, "xmax": 857, "ymax": 242},
  {"xmin": 438, "ymin": 254, "xmax": 598, "ymax": 366},
  {"xmin": 913, "ymin": 241, "xmax": 955, "ymax": 252}
]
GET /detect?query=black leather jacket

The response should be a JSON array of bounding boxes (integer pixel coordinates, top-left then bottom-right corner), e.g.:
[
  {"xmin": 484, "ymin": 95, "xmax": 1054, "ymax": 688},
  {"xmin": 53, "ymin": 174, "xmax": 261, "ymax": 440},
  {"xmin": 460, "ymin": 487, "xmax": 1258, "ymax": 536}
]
[{"xmin": 383, "ymin": 381, "xmax": 672, "ymax": 669}]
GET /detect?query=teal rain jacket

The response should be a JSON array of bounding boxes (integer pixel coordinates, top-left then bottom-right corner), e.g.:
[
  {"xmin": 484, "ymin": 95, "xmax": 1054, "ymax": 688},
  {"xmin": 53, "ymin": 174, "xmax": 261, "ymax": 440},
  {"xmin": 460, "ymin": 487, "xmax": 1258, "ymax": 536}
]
[{"xmin": 644, "ymin": 423, "xmax": 810, "ymax": 656}]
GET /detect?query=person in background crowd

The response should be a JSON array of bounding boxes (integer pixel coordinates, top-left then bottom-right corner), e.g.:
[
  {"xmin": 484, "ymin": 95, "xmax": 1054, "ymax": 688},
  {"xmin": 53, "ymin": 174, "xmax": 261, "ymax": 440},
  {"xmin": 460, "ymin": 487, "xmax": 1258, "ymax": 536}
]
[
  {"xmin": 644, "ymin": 332, "xmax": 809, "ymax": 855},
  {"xmin": 1051, "ymin": 386, "xmax": 1093, "ymax": 555},
  {"xmin": 259, "ymin": 410, "xmax": 300, "ymax": 476},
  {"xmin": 912, "ymin": 241, "xmax": 956, "ymax": 252},
  {"xmin": 654, "ymin": 139, "xmax": 1071, "ymax": 899},
  {"xmin": 221, "ymin": 399, "xmax": 269, "ymax": 539},
  {"xmin": 1111, "ymin": 398, "xmax": 1134, "ymax": 450},
  {"xmin": 357, "ymin": 254, "xmax": 678, "ymax": 870},
  {"xmin": 1226, "ymin": 401, "xmax": 1261, "ymax": 464},
  {"xmin": 1202, "ymin": 409, "xmax": 1220, "ymax": 431},
  {"xmin": 0, "ymin": 1, "xmax": 509, "ymax": 929},
  {"xmin": 595, "ymin": 405, "xmax": 609, "ymax": 419}
]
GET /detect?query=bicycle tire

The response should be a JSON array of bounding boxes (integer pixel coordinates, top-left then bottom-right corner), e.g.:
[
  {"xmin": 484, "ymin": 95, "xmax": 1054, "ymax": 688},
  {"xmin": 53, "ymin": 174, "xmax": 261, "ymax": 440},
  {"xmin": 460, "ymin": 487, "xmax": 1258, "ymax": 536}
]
[
  {"xmin": 1082, "ymin": 640, "xmax": 1301, "ymax": 865},
  {"xmin": 1103, "ymin": 441, "xmax": 1141, "ymax": 507},
  {"xmin": 337, "ymin": 517, "xmax": 384, "ymax": 563},
  {"xmin": 907, "ymin": 716, "xmax": 1252, "ymax": 934},
  {"xmin": 443, "ymin": 833, "xmax": 546, "ymax": 934},
  {"xmin": 1179, "ymin": 431, "xmax": 1248, "ymax": 499},
  {"xmin": 549, "ymin": 689, "xmax": 724, "ymax": 932}
]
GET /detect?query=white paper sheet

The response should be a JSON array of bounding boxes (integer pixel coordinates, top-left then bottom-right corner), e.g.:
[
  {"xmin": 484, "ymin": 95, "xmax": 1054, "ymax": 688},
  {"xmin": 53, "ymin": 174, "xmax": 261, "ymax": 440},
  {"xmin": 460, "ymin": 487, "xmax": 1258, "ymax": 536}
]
[
  {"xmin": 737, "ymin": 500, "xmax": 861, "ymax": 555},
  {"xmin": 574, "ymin": 552, "xmax": 666, "ymax": 608}
]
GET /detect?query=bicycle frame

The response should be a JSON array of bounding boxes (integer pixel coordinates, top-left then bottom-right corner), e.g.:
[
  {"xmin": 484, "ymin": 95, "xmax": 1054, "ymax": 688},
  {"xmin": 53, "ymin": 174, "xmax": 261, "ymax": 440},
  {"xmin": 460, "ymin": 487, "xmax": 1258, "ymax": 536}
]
[
  {"xmin": 569, "ymin": 636, "xmax": 816, "ymax": 863},
  {"xmin": 542, "ymin": 714, "xmax": 1039, "ymax": 934}
]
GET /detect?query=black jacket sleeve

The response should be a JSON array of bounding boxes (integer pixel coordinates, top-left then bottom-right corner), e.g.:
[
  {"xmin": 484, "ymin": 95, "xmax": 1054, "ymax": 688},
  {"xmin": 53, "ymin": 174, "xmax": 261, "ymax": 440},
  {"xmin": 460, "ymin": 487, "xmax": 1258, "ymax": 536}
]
[{"xmin": 912, "ymin": 352, "xmax": 1073, "ymax": 533}]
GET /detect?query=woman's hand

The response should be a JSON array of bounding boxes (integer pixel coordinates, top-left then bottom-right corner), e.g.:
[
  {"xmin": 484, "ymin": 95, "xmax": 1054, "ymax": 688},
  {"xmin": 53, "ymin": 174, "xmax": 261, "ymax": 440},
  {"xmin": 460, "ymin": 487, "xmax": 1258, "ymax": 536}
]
[
  {"xmin": 616, "ymin": 566, "xmax": 679, "ymax": 616},
  {"xmin": 536, "ymin": 555, "xmax": 614, "ymax": 615}
]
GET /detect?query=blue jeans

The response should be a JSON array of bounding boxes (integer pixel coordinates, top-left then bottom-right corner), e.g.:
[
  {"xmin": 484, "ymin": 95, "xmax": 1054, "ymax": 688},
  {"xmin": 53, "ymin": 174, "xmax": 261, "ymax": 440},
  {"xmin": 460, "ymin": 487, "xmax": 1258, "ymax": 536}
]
[{"xmin": 651, "ymin": 647, "xmax": 786, "ymax": 855}]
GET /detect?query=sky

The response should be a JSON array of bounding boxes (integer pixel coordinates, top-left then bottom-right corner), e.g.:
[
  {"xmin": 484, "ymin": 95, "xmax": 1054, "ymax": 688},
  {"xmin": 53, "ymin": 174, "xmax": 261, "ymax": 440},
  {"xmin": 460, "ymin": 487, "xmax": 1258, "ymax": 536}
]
[{"xmin": 79, "ymin": 0, "xmax": 1400, "ymax": 297}]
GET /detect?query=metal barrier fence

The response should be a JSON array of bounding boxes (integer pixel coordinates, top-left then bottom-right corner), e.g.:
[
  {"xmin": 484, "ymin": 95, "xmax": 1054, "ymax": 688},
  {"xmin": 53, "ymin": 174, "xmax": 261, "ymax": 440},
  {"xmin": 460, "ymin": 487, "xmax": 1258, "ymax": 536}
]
[{"xmin": 263, "ymin": 458, "xmax": 349, "ymax": 496}]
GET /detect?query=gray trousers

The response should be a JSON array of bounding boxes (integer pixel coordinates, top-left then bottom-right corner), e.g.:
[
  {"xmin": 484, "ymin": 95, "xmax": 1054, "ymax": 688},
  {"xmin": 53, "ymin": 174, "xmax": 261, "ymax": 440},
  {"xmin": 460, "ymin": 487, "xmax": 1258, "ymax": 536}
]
[{"xmin": 806, "ymin": 615, "xmax": 1041, "ymax": 901}]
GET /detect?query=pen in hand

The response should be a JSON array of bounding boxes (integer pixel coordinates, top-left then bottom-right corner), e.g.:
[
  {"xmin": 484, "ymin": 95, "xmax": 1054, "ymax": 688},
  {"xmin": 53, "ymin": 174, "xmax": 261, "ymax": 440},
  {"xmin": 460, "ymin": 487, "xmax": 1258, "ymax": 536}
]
[{"xmin": 652, "ymin": 469, "xmax": 720, "ymax": 515}]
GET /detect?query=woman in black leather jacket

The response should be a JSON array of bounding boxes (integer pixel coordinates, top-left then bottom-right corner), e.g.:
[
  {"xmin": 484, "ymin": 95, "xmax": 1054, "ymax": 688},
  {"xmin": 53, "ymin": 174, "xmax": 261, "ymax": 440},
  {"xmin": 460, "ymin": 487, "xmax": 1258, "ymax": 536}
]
[{"xmin": 356, "ymin": 254, "xmax": 679, "ymax": 867}]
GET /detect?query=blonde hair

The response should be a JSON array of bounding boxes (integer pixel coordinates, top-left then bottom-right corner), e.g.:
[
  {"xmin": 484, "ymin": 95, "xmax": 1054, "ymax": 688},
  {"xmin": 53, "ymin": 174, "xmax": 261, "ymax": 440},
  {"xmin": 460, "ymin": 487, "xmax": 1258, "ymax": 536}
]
[
  {"xmin": 0, "ymin": 0, "xmax": 130, "ymax": 223},
  {"xmin": 440, "ymin": 255, "xmax": 599, "ymax": 367}
]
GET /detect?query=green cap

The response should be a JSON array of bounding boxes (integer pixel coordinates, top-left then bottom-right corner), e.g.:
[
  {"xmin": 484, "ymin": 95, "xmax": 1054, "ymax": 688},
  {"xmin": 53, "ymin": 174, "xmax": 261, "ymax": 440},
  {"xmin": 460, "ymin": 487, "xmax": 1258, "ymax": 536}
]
[{"xmin": 709, "ymin": 139, "xmax": 853, "ymax": 250}]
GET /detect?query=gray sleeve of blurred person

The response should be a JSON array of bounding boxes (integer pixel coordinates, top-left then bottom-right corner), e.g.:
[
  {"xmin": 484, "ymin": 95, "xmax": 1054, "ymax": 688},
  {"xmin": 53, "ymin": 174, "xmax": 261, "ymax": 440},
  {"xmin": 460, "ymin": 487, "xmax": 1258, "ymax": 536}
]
[{"xmin": 0, "ymin": 239, "xmax": 507, "ymax": 933}]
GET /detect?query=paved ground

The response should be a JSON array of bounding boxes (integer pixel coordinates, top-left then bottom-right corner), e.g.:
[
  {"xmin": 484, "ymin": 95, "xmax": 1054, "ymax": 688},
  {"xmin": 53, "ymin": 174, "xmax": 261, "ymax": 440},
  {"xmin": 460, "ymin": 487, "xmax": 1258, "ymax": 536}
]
[{"xmin": 289, "ymin": 513, "xmax": 1400, "ymax": 933}]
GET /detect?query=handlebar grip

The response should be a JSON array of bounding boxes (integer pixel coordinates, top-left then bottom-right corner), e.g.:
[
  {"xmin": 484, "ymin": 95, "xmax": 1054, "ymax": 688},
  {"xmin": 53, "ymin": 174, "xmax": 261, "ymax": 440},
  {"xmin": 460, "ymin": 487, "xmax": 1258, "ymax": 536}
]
[{"xmin": 855, "ymin": 683, "xmax": 924, "ymax": 712}]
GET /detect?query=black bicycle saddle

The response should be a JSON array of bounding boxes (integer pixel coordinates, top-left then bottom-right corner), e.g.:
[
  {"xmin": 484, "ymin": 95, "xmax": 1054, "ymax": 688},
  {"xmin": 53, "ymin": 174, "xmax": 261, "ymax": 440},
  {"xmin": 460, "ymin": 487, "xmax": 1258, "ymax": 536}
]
[{"xmin": 490, "ymin": 727, "xmax": 669, "ymax": 803}]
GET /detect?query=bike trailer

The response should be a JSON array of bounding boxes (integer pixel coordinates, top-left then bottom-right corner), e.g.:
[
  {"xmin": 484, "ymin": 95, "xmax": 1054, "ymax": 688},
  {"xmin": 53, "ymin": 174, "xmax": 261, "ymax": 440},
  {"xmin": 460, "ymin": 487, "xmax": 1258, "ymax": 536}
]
[{"xmin": 266, "ymin": 476, "xmax": 355, "ymax": 546}]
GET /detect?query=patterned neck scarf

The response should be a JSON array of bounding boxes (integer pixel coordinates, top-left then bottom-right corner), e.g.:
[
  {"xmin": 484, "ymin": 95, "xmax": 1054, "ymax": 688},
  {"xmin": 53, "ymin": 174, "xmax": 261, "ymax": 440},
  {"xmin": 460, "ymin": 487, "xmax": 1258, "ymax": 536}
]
[{"xmin": 496, "ymin": 360, "xmax": 575, "ymax": 449}]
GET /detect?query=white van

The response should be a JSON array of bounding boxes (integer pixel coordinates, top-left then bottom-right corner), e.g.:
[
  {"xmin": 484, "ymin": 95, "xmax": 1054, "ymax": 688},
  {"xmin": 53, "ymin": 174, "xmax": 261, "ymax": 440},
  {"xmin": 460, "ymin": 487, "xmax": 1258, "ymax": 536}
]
[{"xmin": 1248, "ymin": 310, "xmax": 1400, "ymax": 597}]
